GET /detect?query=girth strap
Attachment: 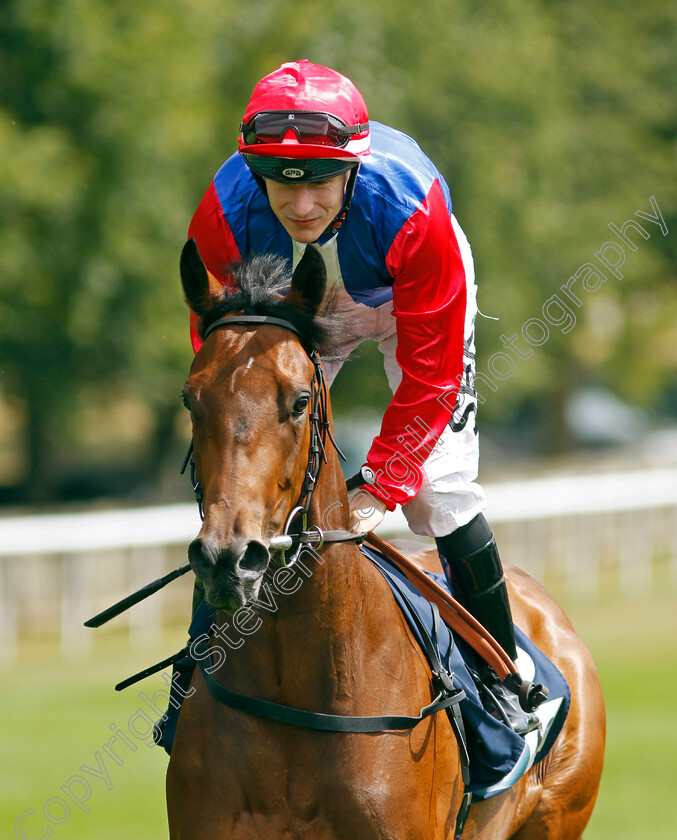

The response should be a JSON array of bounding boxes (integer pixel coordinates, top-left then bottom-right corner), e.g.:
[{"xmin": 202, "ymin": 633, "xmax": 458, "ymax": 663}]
[{"xmin": 196, "ymin": 653, "xmax": 465, "ymax": 733}]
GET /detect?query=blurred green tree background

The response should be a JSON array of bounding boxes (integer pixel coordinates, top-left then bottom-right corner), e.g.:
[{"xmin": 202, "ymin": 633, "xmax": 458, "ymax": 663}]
[{"xmin": 0, "ymin": 0, "xmax": 675, "ymax": 503}]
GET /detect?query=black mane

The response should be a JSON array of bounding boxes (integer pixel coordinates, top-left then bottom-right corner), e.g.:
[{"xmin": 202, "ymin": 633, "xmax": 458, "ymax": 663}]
[{"xmin": 196, "ymin": 254, "xmax": 348, "ymax": 358}]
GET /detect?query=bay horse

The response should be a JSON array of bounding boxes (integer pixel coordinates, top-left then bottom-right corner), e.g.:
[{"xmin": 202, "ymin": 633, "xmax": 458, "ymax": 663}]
[{"xmin": 166, "ymin": 239, "xmax": 605, "ymax": 839}]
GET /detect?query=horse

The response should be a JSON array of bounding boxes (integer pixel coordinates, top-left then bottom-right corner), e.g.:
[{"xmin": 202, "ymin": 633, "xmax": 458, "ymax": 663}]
[{"xmin": 166, "ymin": 239, "xmax": 605, "ymax": 840}]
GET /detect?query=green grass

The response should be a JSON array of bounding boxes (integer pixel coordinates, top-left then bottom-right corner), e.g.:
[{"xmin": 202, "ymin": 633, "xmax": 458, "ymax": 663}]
[
  {"xmin": 564, "ymin": 588, "xmax": 677, "ymax": 840},
  {"xmin": 2, "ymin": 587, "xmax": 676, "ymax": 839},
  {"xmin": 2, "ymin": 629, "xmax": 186, "ymax": 840}
]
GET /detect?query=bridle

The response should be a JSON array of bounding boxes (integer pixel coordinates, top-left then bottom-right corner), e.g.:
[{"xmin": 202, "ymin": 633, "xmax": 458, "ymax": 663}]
[
  {"xmin": 88, "ymin": 311, "xmax": 472, "ymax": 832},
  {"xmin": 85, "ymin": 311, "xmax": 362, "ymax": 629},
  {"xmin": 182, "ymin": 313, "xmax": 361, "ymax": 564}
]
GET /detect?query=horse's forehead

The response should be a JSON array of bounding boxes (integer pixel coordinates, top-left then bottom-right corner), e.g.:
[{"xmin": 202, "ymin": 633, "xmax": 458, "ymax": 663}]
[
  {"xmin": 191, "ymin": 329, "xmax": 313, "ymax": 389},
  {"xmin": 232, "ymin": 329, "xmax": 312, "ymax": 377}
]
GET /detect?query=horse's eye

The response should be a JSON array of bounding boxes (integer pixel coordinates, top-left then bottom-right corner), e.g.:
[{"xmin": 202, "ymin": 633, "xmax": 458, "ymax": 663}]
[
  {"xmin": 181, "ymin": 392, "xmax": 191, "ymax": 412},
  {"xmin": 291, "ymin": 395, "xmax": 310, "ymax": 417}
]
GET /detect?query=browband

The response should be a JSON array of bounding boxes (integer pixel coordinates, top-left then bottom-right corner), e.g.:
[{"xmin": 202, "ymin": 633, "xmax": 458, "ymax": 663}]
[{"xmin": 203, "ymin": 315, "xmax": 301, "ymax": 340}]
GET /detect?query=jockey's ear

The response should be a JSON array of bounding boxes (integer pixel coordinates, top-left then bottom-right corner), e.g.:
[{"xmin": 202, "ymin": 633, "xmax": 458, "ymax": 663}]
[
  {"xmin": 180, "ymin": 238, "xmax": 223, "ymax": 315},
  {"xmin": 286, "ymin": 244, "xmax": 326, "ymax": 316}
]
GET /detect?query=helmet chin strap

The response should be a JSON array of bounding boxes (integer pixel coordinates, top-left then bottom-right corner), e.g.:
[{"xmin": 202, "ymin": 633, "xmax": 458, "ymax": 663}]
[
  {"xmin": 251, "ymin": 171, "xmax": 268, "ymax": 196},
  {"xmin": 317, "ymin": 164, "xmax": 359, "ymax": 243}
]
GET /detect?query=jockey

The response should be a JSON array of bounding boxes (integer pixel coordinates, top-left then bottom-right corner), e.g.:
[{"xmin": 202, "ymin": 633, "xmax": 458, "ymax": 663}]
[{"xmin": 188, "ymin": 59, "xmax": 540, "ymax": 735}]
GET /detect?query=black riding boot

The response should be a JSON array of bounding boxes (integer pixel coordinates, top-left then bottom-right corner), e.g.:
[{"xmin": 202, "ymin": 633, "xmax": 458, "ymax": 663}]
[{"xmin": 436, "ymin": 514, "xmax": 544, "ymax": 735}]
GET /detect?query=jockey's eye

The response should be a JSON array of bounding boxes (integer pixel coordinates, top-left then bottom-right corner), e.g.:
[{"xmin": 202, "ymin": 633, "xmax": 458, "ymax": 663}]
[{"xmin": 291, "ymin": 394, "xmax": 310, "ymax": 418}]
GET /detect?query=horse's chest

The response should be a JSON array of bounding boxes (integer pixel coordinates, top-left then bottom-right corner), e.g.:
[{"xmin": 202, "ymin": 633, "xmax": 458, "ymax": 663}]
[
  {"xmin": 170, "ymin": 709, "xmax": 458, "ymax": 839},
  {"xmin": 167, "ymin": 596, "xmax": 460, "ymax": 838}
]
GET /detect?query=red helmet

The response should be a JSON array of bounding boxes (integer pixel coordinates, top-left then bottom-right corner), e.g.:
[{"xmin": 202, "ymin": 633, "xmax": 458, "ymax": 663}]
[{"xmin": 239, "ymin": 60, "xmax": 370, "ymax": 183}]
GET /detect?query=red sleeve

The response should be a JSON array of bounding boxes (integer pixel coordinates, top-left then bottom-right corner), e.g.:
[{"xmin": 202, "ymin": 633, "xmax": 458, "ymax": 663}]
[
  {"xmin": 365, "ymin": 179, "xmax": 467, "ymax": 510},
  {"xmin": 187, "ymin": 181, "xmax": 242, "ymax": 353}
]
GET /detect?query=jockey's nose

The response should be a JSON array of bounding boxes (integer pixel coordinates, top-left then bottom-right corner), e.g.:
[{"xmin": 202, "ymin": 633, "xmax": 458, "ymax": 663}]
[{"xmin": 290, "ymin": 186, "xmax": 315, "ymax": 217}]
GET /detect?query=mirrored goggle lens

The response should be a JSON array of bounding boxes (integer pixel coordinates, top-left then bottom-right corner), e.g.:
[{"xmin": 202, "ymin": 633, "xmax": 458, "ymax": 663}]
[
  {"xmin": 241, "ymin": 112, "xmax": 367, "ymax": 148},
  {"xmin": 243, "ymin": 154, "xmax": 355, "ymax": 183}
]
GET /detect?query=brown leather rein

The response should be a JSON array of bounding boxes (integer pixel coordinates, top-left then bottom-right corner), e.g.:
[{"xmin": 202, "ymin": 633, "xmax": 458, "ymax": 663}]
[{"xmin": 363, "ymin": 533, "xmax": 517, "ymax": 682}]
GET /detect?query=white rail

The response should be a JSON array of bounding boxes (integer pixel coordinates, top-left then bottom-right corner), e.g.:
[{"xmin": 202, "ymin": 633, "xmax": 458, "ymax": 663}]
[
  {"xmin": 0, "ymin": 503, "xmax": 201, "ymax": 556},
  {"xmin": 1, "ymin": 467, "xmax": 676, "ymax": 659}
]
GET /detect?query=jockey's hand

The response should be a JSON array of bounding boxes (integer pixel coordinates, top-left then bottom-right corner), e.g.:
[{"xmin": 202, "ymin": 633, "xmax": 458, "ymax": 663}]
[{"xmin": 348, "ymin": 488, "xmax": 387, "ymax": 534}]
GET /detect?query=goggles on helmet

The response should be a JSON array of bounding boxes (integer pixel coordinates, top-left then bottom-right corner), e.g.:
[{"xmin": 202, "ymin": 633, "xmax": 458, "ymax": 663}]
[
  {"xmin": 242, "ymin": 153, "xmax": 357, "ymax": 184},
  {"xmin": 240, "ymin": 110, "xmax": 368, "ymax": 149}
]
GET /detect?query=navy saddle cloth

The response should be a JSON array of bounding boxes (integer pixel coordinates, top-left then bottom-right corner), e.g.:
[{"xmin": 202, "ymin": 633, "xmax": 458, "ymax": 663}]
[{"xmin": 159, "ymin": 545, "xmax": 570, "ymax": 798}]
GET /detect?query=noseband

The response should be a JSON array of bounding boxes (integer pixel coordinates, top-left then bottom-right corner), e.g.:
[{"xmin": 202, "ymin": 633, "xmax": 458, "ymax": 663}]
[{"xmin": 183, "ymin": 313, "xmax": 359, "ymax": 564}]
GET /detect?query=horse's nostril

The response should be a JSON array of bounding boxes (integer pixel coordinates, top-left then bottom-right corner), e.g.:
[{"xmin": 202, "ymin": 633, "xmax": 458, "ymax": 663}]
[
  {"xmin": 188, "ymin": 537, "xmax": 215, "ymax": 580},
  {"xmin": 238, "ymin": 540, "xmax": 269, "ymax": 575}
]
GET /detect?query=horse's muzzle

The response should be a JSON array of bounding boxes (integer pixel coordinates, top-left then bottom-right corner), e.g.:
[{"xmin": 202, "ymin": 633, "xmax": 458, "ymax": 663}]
[{"xmin": 188, "ymin": 535, "xmax": 270, "ymax": 611}]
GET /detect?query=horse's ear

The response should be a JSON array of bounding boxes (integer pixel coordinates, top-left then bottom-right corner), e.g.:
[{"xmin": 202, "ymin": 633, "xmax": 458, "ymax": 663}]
[
  {"xmin": 180, "ymin": 238, "xmax": 223, "ymax": 315},
  {"xmin": 286, "ymin": 245, "xmax": 326, "ymax": 316}
]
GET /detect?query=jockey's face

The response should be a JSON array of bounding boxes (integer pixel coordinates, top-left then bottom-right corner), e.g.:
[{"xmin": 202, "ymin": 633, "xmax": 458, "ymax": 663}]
[{"xmin": 265, "ymin": 174, "xmax": 347, "ymax": 243}]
